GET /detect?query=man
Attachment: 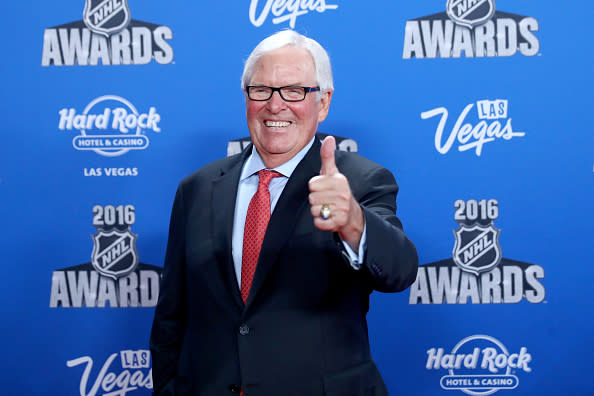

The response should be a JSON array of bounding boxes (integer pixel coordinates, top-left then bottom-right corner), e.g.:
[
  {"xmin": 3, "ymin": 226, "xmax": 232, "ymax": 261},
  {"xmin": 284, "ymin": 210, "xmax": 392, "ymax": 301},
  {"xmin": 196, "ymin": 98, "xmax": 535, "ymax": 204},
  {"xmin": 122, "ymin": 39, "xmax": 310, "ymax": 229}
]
[{"xmin": 150, "ymin": 30, "xmax": 418, "ymax": 396}]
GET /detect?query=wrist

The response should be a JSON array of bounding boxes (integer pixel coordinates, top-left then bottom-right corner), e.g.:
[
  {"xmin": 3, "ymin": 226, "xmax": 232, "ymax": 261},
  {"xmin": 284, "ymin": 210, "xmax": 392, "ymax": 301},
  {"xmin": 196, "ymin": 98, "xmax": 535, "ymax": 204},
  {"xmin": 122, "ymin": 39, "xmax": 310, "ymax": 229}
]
[{"xmin": 338, "ymin": 199, "xmax": 364, "ymax": 252}]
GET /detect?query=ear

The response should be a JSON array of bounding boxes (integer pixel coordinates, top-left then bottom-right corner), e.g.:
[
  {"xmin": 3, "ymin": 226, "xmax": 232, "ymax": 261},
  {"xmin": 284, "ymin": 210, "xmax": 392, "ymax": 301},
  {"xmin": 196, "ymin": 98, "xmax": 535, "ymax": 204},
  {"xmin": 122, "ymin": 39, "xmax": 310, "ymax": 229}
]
[{"xmin": 317, "ymin": 90, "xmax": 333, "ymax": 123}]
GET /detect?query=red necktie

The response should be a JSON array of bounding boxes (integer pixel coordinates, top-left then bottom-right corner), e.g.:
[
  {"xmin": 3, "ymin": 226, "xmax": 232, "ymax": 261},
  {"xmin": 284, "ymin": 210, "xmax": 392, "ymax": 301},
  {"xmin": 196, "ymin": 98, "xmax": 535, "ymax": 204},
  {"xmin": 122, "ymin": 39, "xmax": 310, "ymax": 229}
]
[{"xmin": 241, "ymin": 169, "xmax": 282, "ymax": 304}]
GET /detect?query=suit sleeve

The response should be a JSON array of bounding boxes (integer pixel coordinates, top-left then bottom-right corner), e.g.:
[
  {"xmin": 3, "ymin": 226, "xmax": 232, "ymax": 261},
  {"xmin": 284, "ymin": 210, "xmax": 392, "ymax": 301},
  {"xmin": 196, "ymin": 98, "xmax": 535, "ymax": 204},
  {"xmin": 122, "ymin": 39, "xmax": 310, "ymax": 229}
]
[
  {"xmin": 150, "ymin": 184, "xmax": 188, "ymax": 395},
  {"xmin": 355, "ymin": 166, "xmax": 419, "ymax": 292}
]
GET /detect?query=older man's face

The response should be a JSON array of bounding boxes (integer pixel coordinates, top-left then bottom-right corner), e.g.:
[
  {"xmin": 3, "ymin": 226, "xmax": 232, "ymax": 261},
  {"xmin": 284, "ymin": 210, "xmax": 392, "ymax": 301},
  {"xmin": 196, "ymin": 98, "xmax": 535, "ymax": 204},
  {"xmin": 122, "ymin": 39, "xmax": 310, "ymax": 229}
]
[{"xmin": 246, "ymin": 45, "xmax": 332, "ymax": 168}]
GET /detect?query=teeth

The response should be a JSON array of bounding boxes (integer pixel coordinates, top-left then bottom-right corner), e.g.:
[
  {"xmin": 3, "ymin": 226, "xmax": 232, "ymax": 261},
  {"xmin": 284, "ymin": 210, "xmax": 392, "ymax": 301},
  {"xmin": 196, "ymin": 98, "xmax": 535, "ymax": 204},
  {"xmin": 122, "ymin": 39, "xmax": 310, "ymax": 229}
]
[{"xmin": 265, "ymin": 121, "xmax": 291, "ymax": 127}]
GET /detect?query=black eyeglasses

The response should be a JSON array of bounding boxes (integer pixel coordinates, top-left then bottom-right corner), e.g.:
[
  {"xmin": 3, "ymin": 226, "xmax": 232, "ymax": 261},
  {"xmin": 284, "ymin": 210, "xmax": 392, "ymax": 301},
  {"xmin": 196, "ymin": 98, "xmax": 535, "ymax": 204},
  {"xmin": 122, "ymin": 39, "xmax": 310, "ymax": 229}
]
[{"xmin": 246, "ymin": 85, "xmax": 320, "ymax": 102}]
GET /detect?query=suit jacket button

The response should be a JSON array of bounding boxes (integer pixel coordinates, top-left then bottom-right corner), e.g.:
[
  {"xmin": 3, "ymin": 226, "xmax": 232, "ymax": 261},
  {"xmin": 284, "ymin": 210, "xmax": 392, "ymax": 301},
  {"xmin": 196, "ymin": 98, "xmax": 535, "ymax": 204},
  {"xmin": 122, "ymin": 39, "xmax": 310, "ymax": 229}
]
[
  {"xmin": 229, "ymin": 384, "xmax": 241, "ymax": 393},
  {"xmin": 239, "ymin": 324, "xmax": 250, "ymax": 335}
]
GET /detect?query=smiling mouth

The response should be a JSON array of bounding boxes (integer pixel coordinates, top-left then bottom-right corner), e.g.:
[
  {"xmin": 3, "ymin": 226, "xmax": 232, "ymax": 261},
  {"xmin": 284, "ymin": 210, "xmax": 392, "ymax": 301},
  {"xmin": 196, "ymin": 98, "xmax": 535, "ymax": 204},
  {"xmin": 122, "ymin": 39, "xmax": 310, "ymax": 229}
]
[{"xmin": 265, "ymin": 121, "xmax": 292, "ymax": 128}]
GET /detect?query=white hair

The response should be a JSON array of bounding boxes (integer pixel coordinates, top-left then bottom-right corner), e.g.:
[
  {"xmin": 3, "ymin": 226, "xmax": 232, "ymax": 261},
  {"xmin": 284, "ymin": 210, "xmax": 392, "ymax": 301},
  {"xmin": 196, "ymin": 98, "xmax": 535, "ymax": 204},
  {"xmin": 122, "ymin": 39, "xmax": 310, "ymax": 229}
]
[{"xmin": 241, "ymin": 30, "xmax": 334, "ymax": 97}]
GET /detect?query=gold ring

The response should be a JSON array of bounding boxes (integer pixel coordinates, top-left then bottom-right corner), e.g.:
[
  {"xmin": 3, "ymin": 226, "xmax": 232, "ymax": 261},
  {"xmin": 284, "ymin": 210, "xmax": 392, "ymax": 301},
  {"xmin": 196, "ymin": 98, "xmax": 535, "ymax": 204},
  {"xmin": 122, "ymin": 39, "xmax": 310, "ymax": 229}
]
[{"xmin": 320, "ymin": 204, "xmax": 331, "ymax": 220}]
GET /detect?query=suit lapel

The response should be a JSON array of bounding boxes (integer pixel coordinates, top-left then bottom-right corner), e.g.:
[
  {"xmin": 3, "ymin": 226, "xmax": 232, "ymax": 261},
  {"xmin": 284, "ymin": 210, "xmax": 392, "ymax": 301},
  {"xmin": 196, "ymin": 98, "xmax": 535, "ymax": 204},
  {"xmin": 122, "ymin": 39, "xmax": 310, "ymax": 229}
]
[
  {"xmin": 209, "ymin": 147, "xmax": 251, "ymax": 311},
  {"xmin": 245, "ymin": 139, "xmax": 322, "ymax": 308}
]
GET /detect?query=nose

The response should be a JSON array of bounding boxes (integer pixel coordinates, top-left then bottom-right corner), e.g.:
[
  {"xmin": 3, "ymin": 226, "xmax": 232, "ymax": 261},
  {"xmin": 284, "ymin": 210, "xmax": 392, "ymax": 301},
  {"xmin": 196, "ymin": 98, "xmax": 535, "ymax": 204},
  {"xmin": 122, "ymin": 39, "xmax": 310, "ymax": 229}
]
[{"xmin": 266, "ymin": 90, "xmax": 287, "ymax": 113}]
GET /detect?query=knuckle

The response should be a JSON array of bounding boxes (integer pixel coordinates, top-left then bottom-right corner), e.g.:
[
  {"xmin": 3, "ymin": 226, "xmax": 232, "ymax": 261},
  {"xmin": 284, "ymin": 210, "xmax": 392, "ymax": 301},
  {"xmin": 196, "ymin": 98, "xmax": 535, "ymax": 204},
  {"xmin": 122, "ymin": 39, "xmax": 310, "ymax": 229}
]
[{"xmin": 334, "ymin": 173, "xmax": 347, "ymax": 182}]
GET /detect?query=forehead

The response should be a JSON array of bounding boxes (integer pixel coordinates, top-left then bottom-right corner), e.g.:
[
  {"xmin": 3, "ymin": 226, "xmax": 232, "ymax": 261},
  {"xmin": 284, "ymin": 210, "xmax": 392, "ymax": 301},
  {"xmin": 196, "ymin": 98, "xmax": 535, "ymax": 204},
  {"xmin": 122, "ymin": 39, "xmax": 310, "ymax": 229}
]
[{"xmin": 250, "ymin": 46, "xmax": 316, "ymax": 84}]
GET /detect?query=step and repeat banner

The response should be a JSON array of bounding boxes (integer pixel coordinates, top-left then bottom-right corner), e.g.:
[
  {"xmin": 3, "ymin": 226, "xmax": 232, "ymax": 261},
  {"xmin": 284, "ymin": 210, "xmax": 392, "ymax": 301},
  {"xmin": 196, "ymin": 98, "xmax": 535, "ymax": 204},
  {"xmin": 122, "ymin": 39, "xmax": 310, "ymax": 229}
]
[{"xmin": 1, "ymin": 1, "xmax": 593, "ymax": 395}]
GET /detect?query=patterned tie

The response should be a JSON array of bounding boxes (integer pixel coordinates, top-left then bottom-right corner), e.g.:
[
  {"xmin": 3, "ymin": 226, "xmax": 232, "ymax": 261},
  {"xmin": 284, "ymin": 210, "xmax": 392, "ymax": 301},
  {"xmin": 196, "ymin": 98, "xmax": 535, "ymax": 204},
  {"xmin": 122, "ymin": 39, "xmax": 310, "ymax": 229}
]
[{"xmin": 241, "ymin": 169, "xmax": 282, "ymax": 304}]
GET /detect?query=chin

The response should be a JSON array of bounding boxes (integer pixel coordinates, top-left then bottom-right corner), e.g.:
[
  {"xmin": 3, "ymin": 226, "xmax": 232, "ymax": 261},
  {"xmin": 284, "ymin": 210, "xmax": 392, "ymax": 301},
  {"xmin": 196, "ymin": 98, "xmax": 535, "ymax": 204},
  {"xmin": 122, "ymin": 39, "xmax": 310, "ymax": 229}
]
[
  {"xmin": 260, "ymin": 134, "xmax": 293, "ymax": 149},
  {"xmin": 262, "ymin": 143, "xmax": 292, "ymax": 155}
]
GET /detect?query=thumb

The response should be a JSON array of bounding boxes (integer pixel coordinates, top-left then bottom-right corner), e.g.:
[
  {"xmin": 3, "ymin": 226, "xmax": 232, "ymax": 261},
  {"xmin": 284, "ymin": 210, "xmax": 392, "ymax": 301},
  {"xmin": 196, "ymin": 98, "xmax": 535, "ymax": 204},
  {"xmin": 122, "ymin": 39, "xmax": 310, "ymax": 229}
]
[{"xmin": 320, "ymin": 136, "xmax": 338, "ymax": 175}]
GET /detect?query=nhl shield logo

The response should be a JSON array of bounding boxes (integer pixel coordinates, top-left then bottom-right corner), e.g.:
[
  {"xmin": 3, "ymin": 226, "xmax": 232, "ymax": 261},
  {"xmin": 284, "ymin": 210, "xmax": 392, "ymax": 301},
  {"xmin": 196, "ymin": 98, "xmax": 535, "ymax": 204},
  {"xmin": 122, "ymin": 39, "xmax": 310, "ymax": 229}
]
[
  {"xmin": 83, "ymin": 0, "xmax": 131, "ymax": 36},
  {"xmin": 452, "ymin": 223, "xmax": 501, "ymax": 275},
  {"xmin": 91, "ymin": 228, "xmax": 138, "ymax": 279},
  {"xmin": 446, "ymin": 0, "xmax": 495, "ymax": 28}
]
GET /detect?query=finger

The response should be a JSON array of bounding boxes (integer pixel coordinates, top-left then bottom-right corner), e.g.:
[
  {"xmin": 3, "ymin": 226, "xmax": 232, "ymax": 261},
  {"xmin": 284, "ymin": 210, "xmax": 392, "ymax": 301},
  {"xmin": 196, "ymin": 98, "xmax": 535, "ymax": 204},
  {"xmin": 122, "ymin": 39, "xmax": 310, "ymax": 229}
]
[
  {"xmin": 310, "ymin": 202, "xmax": 347, "ymax": 224},
  {"xmin": 314, "ymin": 216, "xmax": 337, "ymax": 231},
  {"xmin": 320, "ymin": 136, "xmax": 338, "ymax": 176},
  {"xmin": 310, "ymin": 203, "xmax": 325, "ymax": 218},
  {"xmin": 308, "ymin": 175, "xmax": 324, "ymax": 191},
  {"xmin": 309, "ymin": 190, "xmax": 347, "ymax": 208},
  {"xmin": 312, "ymin": 203, "xmax": 337, "ymax": 228}
]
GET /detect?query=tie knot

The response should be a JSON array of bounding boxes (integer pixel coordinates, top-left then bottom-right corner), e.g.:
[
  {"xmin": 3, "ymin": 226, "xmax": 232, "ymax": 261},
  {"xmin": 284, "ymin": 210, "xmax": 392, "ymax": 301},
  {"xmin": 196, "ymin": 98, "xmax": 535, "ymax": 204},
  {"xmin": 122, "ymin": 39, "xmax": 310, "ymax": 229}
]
[{"xmin": 257, "ymin": 169, "xmax": 282, "ymax": 187}]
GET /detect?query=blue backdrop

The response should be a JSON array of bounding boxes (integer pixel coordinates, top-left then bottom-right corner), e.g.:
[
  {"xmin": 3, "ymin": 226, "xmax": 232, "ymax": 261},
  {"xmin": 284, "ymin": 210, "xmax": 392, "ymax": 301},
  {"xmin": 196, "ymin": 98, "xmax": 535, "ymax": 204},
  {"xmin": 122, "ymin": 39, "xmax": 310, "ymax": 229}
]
[{"xmin": 1, "ymin": 1, "xmax": 593, "ymax": 395}]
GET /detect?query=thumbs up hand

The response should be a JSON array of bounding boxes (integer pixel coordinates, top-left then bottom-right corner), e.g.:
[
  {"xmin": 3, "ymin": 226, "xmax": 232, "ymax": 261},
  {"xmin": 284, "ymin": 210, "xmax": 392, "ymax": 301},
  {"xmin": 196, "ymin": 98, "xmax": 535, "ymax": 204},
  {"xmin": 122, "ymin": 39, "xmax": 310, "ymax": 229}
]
[
  {"xmin": 319, "ymin": 134, "xmax": 339, "ymax": 176},
  {"xmin": 308, "ymin": 136, "xmax": 365, "ymax": 252}
]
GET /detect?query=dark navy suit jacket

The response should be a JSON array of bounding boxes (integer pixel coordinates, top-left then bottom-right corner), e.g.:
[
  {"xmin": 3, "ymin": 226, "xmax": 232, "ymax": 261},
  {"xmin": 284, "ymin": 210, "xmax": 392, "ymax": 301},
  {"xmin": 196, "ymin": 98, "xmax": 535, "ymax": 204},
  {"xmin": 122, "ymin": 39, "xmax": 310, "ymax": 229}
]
[{"xmin": 150, "ymin": 138, "xmax": 418, "ymax": 396}]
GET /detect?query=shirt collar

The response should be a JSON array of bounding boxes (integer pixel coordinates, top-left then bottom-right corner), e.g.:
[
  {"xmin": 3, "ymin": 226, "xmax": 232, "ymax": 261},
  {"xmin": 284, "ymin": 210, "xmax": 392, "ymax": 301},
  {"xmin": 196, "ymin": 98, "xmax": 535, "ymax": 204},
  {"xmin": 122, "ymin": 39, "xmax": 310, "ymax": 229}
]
[{"xmin": 240, "ymin": 137, "xmax": 316, "ymax": 181}]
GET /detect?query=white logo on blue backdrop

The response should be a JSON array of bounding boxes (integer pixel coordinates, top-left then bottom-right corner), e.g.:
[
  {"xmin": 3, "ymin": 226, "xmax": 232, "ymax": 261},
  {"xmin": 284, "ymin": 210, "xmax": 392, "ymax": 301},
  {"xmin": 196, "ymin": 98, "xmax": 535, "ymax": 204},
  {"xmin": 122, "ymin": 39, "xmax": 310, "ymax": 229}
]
[
  {"xmin": 41, "ymin": 1, "xmax": 174, "ymax": 66},
  {"xmin": 421, "ymin": 99, "xmax": 526, "ymax": 157},
  {"xmin": 402, "ymin": 2, "xmax": 539, "ymax": 58},
  {"xmin": 408, "ymin": 199, "xmax": 546, "ymax": 305},
  {"xmin": 83, "ymin": 0, "xmax": 131, "ymax": 36},
  {"xmin": 446, "ymin": 0, "xmax": 495, "ymax": 29},
  {"xmin": 58, "ymin": 95, "xmax": 161, "ymax": 157},
  {"xmin": 49, "ymin": 204, "xmax": 162, "ymax": 308},
  {"xmin": 67, "ymin": 349, "xmax": 153, "ymax": 396},
  {"xmin": 249, "ymin": 0, "xmax": 339, "ymax": 28},
  {"xmin": 426, "ymin": 334, "xmax": 532, "ymax": 395}
]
